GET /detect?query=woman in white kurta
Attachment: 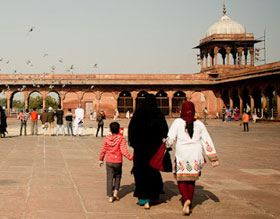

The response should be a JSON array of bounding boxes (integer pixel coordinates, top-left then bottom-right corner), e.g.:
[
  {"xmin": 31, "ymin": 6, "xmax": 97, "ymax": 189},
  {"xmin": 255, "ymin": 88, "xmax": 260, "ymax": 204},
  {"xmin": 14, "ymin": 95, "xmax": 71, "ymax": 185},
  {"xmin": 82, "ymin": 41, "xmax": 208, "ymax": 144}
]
[{"xmin": 165, "ymin": 101, "xmax": 219, "ymax": 215}]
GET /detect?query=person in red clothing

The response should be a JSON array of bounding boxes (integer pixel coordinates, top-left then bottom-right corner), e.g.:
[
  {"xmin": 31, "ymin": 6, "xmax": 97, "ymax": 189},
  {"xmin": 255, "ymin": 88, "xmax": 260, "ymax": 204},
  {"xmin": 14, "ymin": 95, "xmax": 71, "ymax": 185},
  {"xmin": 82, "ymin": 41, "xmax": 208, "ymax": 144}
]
[
  {"xmin": 99, "ymin": 122, "xmax": 133, "ymax": 203},
  {"xmin": 30, "ymin": 108, "xmax": 38, "ymax": 135}
]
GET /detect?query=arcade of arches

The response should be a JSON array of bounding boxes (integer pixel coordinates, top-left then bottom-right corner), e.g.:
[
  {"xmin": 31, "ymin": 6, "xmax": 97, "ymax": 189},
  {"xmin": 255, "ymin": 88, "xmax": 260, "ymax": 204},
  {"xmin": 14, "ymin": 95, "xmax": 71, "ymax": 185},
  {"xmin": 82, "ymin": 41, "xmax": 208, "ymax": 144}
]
[{"xmin": 1, "ymin": 80, "xmax": 279, "ymax": 119}]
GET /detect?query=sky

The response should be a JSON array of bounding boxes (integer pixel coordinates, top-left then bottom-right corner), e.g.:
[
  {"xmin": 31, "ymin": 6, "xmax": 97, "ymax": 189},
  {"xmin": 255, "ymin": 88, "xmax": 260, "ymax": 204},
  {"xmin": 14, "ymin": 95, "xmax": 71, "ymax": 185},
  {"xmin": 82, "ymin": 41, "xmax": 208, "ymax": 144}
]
[{"xmin": 0, "ymin": 0, "xmax": 279, "ymax": 75}]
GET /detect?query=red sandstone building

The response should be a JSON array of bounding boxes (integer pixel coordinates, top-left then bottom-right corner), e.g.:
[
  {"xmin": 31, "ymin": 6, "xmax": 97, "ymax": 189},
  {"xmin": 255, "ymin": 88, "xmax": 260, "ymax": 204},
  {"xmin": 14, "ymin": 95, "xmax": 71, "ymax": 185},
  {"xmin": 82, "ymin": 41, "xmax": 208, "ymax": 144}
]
[{"xmin": 0, "ymin": 8, "xmax": 280, "ymax": 119}]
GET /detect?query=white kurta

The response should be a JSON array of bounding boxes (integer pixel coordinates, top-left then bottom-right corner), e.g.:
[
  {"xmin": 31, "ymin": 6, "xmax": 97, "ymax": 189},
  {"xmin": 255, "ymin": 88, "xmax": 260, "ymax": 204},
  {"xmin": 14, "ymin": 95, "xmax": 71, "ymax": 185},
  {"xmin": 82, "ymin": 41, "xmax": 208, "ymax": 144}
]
[
  {"xmin": 74, "ymin": 108, "xmax": 84, "ymax": 135},
  {"xmin": 166, "ymin": 118, "xmax": 218, "ymax": 181}
]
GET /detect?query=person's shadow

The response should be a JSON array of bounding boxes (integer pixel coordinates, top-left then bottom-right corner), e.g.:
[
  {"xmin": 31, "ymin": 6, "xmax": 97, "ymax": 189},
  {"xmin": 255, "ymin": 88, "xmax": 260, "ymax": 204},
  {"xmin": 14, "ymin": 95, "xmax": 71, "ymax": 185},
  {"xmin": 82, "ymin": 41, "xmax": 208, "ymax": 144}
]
[
  {"xmin": 118, "ymin": 183, "xmax": 135, "ymax": 199},
  {"xmin": 117, "ymin": 181, "xmax": 220, "ymax": 210},
  {"xmin": 159, "ymin": 181, "xmax": 220, "ymax": 209}
]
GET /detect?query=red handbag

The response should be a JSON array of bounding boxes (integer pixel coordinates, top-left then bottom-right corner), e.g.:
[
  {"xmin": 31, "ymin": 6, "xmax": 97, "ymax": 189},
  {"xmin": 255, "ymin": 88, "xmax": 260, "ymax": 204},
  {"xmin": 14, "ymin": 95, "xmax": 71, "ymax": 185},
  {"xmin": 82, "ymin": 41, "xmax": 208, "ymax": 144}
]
[{"xmin": 149, "ymin": 142, "xmax": 172, "ymax": 172}]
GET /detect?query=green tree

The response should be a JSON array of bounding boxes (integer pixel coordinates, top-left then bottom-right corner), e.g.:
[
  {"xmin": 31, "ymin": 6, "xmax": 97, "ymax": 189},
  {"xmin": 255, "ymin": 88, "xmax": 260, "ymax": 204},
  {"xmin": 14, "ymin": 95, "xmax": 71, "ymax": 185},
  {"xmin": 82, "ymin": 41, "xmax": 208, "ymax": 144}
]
[
  {"xmin": 29, "ymin": 96, "xmax": 43, "ymax": 109},
  {"xmin": 0, "ymin": 98, "xmax": 7, "ymax": 107},
  {"xmin": 12, "ymin": 100, "xmax": 25, "ymax": 109},
  {"xmin": 45, "ymin": 96, "xmax": 59, "ymax": 110}
]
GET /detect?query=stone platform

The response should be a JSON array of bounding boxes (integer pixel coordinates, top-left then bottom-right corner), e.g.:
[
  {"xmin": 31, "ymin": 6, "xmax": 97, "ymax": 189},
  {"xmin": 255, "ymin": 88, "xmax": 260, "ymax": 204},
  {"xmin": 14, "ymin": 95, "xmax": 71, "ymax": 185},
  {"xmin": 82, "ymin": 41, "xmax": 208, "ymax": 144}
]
[{"xmin": 0, "ymin": 118, "xmax": 279, "ymax": 219}]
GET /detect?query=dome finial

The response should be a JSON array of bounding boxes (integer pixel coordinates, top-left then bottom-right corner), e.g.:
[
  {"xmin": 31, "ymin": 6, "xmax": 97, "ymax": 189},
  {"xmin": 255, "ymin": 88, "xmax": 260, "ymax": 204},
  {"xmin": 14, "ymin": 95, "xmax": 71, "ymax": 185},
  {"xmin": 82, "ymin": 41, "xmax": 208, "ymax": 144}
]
[{"xmin": 223, "ymin": 0, "xmax": 227, "ymax": 16}]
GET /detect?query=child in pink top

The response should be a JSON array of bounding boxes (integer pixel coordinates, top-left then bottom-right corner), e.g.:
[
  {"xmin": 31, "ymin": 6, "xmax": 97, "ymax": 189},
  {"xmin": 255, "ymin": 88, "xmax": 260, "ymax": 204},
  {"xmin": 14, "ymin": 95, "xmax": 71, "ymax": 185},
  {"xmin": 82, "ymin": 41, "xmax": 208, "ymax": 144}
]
[{"xmin": 99, "ymin": 122, "xmax": 133, "ymax": 202}]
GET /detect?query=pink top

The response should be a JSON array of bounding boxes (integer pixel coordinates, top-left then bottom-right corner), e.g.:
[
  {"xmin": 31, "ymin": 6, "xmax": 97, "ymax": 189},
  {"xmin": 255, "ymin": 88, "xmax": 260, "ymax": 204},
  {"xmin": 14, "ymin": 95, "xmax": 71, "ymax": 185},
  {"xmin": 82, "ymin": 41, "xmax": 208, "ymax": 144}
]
[{"xmin": 99, "ymin": 134, "xmax": 133, "ymax": 163}]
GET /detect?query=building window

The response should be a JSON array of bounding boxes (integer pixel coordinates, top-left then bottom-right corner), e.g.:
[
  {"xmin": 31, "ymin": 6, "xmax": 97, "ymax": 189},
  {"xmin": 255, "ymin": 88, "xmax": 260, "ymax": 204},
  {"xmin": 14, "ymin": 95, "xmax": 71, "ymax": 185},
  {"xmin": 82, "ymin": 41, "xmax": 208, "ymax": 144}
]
[{"xmin": 172, "ymin": 91, "xmax": 186, "ymax": 113}]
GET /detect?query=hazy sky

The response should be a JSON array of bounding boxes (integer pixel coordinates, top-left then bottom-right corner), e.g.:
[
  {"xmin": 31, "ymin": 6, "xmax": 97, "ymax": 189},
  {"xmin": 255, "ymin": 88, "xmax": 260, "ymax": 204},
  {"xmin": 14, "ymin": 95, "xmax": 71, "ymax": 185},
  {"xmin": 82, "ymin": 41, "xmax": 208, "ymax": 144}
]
[{"xmin": 0, "ymin": 0, "xmax": 279, "ymax": 75}]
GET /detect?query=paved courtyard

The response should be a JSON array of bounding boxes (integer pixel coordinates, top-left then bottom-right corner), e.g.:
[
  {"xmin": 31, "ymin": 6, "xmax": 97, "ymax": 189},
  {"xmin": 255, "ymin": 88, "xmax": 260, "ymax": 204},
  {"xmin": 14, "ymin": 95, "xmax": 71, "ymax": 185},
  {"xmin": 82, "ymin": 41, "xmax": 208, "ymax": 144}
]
[{"xmin": 0, "ymin": 118, "xmax": 280, "ymax": 219}]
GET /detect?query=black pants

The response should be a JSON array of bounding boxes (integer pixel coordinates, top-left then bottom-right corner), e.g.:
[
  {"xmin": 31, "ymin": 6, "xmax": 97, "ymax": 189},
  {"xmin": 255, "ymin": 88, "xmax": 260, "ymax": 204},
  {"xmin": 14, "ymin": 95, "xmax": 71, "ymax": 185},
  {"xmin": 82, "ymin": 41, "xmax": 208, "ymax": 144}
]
[
  {"xmin": 106, "ymin": 162, "xmax": 122, "ymax": 197},
  {"xmin": 243, "ymin": 122, "xmax": 249, "ymax": 132},
  {"xmin": 96, "ymin": 124, "xmax": 104, "ymax": 137},
  {"xmin": 20, "ymin": 121, "xmax": 27, "ymax": 136}
]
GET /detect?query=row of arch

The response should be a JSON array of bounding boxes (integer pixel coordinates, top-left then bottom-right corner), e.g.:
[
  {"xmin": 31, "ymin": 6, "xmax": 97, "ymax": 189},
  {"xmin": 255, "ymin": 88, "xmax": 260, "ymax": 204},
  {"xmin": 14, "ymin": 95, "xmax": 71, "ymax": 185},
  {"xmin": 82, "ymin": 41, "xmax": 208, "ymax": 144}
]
[
  {"xmin": 221, "ymin": 85, "xmax": 278, "ymax": 118},
  {"xmin": 0, "ymin": 86, "xmax": 278, "ymax": 118},
  {"xmin": 0, "ymin": 89, "xmax": 208, "ymax": 117},
  {"xmin": 200, "ymin": 45, "xmax": 254, "ymax": 70}
]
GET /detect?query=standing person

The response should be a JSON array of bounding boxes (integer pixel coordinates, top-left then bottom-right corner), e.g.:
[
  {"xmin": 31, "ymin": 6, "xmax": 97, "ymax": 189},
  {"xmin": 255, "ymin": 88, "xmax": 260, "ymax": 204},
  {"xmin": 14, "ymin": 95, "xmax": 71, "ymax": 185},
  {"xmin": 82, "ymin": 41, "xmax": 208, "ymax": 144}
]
[
  {"xmin": 222, "ymin": 106, "xmax": 226, "ymax": 122},
  {"xmin": 46, "ymin": 107, "xmax": 55, "ymax": 136},
  {"xmin": 264, "ymin": 107, "xmax": 268, "ymax": 119},
  {"xmin": 30, "ymin": 108, "xmax": 38, "ymax": 135},
  {"xmin": 203, "ymin": 107, "xmax": 208, "ymax": 125},
  {"xmin": 245, "ymin": 103, "xmax": 251, "ymax": 115},
  {"xmin": 55, "ymin": 105, "xmax": 65, "ymax": 136},
  {"xmin": 128, "ymin": 94, "xmax": 168, "ymax": 210},
  {"xmin": 40, "ymin": 109, "xmax": 48, "ymax": 136},
  {"xmin": 90, "ymin": 111, "xmax": 93, "ymax": 120},
  {"xmin": 20, "ymin": 109, "xmax": 30, "ymax": 136},
  {"xmin": 242, "ymin": 112, "xmax": 249, "ymax": 132},
  {"xmin": 73, "ymin": 104, "xmax": 84, "ymax": 136},
  {"xmin": 227, "ymin": 107, "xmax": 231, "ymax": 121},
  {"xmin": 65, "ymin": 108, "xmax": 73, "ymax": 136},
  {"xmin": 0, "ymin": 106, "xmax": 8, "ymax": 138},
  {"xmin": 165, "ymin": 101, "xmax": 219, "ymax": 215},
  {"xmin": 126, "ymin": 110, "xmax": 130, "ymax": 119},
  {"xmin": 234, "ymin": 107, "xmax": 240, "ymax": 121},
  {"xmin": 96, "ymin": 110, "xmax": 106, "ymax": 137},
  {"xmin": 93, "ymin": 110, "xmax": 97, "ymax": 120},
  {"xmin": 113, "ymin": 109, "xmax": 119, "ymax": 121},
  {"xmin": 99, "ymin": 122, "xmax": 133, "ymax": 203}
]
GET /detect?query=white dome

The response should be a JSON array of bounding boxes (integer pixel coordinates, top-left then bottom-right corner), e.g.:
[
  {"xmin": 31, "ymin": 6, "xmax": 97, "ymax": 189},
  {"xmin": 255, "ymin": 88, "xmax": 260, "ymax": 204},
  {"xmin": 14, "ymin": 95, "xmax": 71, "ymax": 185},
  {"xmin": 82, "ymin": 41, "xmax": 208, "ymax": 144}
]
[{"xmin": 206, "ymin": 15, "xmax": 245, "ymax": 37}]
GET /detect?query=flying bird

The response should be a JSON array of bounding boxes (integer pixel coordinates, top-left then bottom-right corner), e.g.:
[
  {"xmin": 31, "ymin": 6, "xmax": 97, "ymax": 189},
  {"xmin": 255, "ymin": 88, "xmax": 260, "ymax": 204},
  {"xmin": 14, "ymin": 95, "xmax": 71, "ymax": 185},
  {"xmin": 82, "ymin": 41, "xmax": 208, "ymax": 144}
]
[
  {"xmin": 59, "ymin": 58, "xmax": 63, "ymax": 63},
  {"xmin": 43, "ymin": 53, "xmax": 48, "ymax": 57},
  {"xmin": 6, "ymin": 60, "xmax": 9, "ymax": 64},
  {"xmin": 70, "ymin": 65, "xmax": 74, "ymax": 70},
  {"xmin": 93, "ymin": 64, "xmax": 98, "ymax": 68},
  {"xmin": 28, "ymin": 26, "xmax": 35, "ymax": 33}
]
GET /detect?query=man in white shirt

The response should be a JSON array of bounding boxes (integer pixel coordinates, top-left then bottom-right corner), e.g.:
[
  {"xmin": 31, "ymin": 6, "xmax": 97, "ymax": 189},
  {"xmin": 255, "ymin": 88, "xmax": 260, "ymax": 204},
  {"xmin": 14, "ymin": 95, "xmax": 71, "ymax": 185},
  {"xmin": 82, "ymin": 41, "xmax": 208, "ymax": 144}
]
[{"xmin": 73, "ymin": 104, "xmax": 84, "ymax": 136}]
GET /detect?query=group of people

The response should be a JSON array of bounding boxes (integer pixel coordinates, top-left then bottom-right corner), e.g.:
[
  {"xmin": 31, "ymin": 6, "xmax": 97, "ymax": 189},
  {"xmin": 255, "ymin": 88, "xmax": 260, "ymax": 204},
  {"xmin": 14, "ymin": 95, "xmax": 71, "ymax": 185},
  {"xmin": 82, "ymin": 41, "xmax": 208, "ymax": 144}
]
[
  {"xmin": 18, "ymin": 104, "xmax": 84, "ymax": 136},
  {"xmin": 222, "ymin": 106, "xmax": 241, "ymax": 122},
  {"xmin": 98, "ymin": 94, "xmax": 219, "ymax": 216}
]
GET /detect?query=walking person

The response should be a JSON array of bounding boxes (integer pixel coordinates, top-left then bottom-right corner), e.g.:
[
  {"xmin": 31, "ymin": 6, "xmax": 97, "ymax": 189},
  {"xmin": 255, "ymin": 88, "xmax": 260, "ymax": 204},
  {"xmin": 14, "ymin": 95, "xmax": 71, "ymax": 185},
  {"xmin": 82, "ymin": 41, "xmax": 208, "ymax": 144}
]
[
  {"xmin": 20, "ymin": 109, "xmax": 30, "ymax": 136},
  {"xmin": 128, "ymin": 94, "xmax": 168, "ymax": 209},
  {"xmin": 73, "ymin": 104, "xmax": 84, "ymax": 136},
  {"xmin": 40, "ymin": 109, "xmax": 48, "ymax": 136},
  {"xmin": 0, "ymin": 106, "xmax": 8, "ymax": 138},
  {"xmin": 242, "ymin": 111, "xmax": 249, "ymax": 132},
  {"xmin": 203, "ymin": 107, "xmax": 208, "ymax": 125},
  {"xmin": 65, "ymin": 108, "xmax": 73, "ymax": 136},
  {"xmin": 46, "ymin": 107, "xmax": 55, "ymax": 136},
  {"xmin": 96, "ymin": 110, "xmax": 106, "ymax": 137},
  {"xmin": 99, "ymin": 122, "xmax": 133, "ymax": 203},
  {"xmin": 55, "ymin": 105, "xmax": 65, "ymax": 136},
  {"xmin": 30, "ymin": 108, "xmax": 38, "ymax": 135},
  {"xmin": 164, "ymin": 101, "xmax": 219, "ymax": 215}
]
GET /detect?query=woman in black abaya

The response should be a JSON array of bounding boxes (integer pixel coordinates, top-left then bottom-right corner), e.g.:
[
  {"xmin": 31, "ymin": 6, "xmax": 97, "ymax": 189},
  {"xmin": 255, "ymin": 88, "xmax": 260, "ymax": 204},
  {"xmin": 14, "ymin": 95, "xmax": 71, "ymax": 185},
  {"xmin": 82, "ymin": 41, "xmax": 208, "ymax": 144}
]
[
  {"xmin": 128, "ymin": 94, "xmax": 168, "ymax": 209},
  {"xmin": 0, "ymin": 106, "xmax": 8, "ymax": 138}
]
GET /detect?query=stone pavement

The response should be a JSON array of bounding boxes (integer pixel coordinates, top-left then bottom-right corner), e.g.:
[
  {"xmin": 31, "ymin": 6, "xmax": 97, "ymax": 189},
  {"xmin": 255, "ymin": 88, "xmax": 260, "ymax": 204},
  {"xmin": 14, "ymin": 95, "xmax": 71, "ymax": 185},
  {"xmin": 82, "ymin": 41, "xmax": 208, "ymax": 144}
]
[{"xmin": 0, "ymin": 118, "xmax": 280, "ymax": 219}]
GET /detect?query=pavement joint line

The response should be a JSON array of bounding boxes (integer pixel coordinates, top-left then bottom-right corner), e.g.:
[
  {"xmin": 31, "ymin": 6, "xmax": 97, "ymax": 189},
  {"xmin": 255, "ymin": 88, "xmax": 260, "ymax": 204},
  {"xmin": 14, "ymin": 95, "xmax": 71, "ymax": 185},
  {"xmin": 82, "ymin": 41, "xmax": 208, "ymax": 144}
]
[
  {"xmin": 55, "ymin": 137, "xmax": 89, "ymax": 219},
  {"xmin": 22, "ymin": 138, "xmax": 37, "ymax": 219}
]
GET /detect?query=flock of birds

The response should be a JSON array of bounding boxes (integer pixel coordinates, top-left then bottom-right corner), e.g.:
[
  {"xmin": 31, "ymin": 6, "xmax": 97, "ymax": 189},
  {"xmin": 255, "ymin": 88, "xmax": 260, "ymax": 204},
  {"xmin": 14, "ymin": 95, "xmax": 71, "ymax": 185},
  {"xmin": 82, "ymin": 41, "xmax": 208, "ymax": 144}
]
[{"xmin": 0, "ymin": 26, "xmax": 97, "ymax": 93}]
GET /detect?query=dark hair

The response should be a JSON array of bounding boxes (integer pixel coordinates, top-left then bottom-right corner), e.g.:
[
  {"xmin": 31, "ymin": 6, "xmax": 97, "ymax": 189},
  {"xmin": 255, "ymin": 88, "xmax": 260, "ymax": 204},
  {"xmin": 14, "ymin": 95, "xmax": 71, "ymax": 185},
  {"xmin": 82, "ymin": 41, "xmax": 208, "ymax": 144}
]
[
  {"xmin": 110, "ymin": 122, "xmax": 120, "ymax": 134},
  {"xmin": 185, "ymin": 122, "xmax": 194, "ymax": 138},
  {"xmin": 44, "ymin": 109, "xmax": 47, "ymax": 113},
  {"xmin": 33, "ymin": 108, "xmax": 36, "ymax": 111},
  {"xmin": 58, "ymin": 105, "xmax": 62, "ymax": 109},
  {"xmin": 68, "ymin": 108, "xmax": 71, "ymax": 112},
  {"xmin": 25, "ymin": 109, "xmax": 29, "ymax": 113}
]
